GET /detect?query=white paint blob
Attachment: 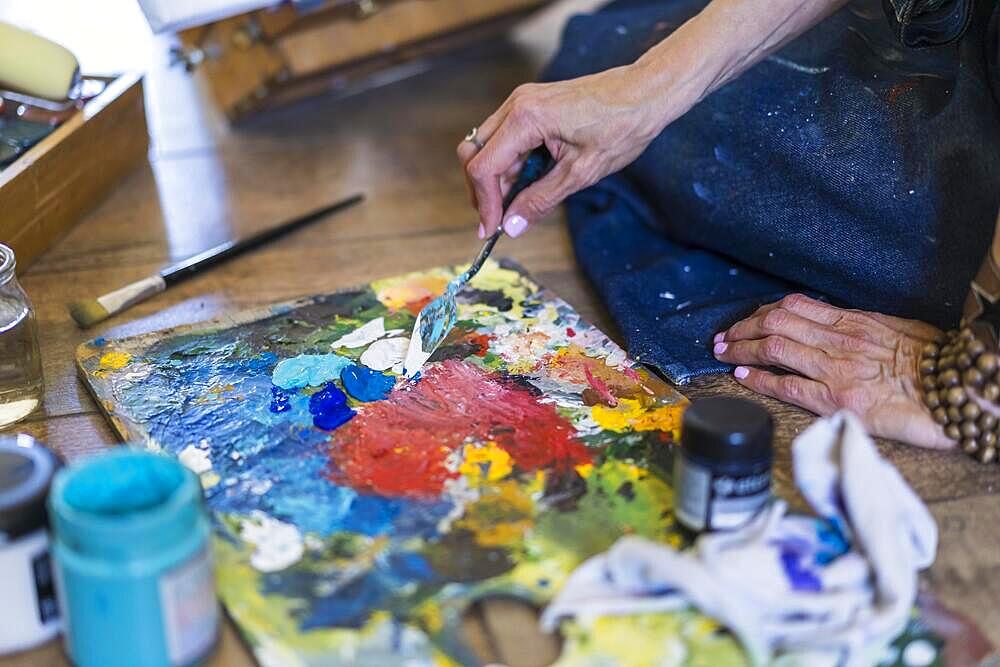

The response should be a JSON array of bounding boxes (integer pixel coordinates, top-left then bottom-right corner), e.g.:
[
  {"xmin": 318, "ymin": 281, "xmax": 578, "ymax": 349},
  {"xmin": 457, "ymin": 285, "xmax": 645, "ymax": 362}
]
[
  {"xmin": 360, "ymin": 337, "xmax": 411, "ymax": 374},
  {"xmin": 330, "ymin": 317, "xmax": 403, "ymax": 350},
  {"xmin": 402, "ymin": 331, "xmax": 431, "ymax": 379},
  {"xmin": 239, "ymin": 511, "xmax": 305, "ymax": 573},
  {"xmin": 179, "ymin": 445, "xmax": 212, "ymax": 474}
]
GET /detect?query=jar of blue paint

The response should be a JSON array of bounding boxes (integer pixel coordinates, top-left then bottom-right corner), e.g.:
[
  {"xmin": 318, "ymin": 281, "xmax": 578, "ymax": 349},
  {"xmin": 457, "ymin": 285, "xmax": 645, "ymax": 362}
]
[{"xmin": 48, "ymin": 450, "xmax": 219, "ymax": 667}]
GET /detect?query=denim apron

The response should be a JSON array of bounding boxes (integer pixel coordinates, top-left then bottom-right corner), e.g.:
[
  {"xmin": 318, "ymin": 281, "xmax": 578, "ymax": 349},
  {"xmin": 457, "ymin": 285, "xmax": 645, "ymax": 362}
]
[{"xmin": 543, "ymin": 0, "xmax": 1000, "ymax": 383}]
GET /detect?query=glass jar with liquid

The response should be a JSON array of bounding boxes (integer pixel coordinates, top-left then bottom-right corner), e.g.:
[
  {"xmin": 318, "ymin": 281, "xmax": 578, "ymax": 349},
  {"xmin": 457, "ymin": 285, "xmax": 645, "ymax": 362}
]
[{"xmin": 0, "ymin": 244, "xmax": 43, "ymax": 427}]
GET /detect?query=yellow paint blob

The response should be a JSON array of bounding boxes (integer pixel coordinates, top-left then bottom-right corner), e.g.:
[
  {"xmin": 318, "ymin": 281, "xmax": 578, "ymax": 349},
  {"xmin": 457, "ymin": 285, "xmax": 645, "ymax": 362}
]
[
  {"xmin": 592, "ymin": 398, "xmax": 684, "ymax": 435},
  {"xmin": 457, "ymin": 480, "xmax": 534, "ymax": 548},
  {"xmin": 459, "ymin": 442, "xmax": 513, "ymax": 483},
  {"xmin": 99, "ymin": 351, "xmax": 131, "ymax": 369},
  {"xmin": 372, "ymin": 272, "xmax": 451, "ymax": 313}
]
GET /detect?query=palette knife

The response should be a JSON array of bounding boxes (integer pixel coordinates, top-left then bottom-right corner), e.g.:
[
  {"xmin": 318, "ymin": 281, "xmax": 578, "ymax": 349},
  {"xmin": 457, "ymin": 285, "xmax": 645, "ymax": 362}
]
[{"xmin": 403, "ymin": 147, "xmax": 554, "ymax": 377}]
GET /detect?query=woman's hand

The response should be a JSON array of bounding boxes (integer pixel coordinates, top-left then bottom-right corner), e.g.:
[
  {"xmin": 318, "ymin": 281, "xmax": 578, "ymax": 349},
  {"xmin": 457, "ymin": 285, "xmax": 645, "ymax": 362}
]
[
  {"xmin": 456, "ymin": 64, "xmax": 670, "ymax": 239},
  {"xmin": 712, "ymin": 293, "xmax": 954, "ymax": 449},
  {"xmin": 456, "ymin": 0, "xmax": 849, "ymax": 239}
]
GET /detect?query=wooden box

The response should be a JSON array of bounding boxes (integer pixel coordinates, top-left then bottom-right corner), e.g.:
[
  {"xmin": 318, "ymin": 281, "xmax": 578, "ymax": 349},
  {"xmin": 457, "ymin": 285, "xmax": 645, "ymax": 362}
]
[
  {"xmin": 175, "ymin": 0, "xmax": 549, "ymax": 120},
  {"xmin": 0, "ymin": 73, "xmax": 148, "ymax": 271}
]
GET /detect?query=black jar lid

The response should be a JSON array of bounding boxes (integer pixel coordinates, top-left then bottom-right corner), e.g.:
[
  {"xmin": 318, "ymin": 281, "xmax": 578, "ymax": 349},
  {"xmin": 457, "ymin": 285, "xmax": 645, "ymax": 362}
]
[
  {"xmin": 681, "ymin": 396, "xmax": 773, "ymax": 464},
  {"xmin": 0, "ymin": 434, "xmax": 61, "ymax": 542}
]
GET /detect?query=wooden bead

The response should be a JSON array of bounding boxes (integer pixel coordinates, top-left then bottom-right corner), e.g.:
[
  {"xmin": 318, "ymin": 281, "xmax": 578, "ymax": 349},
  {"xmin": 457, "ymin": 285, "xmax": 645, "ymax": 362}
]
[
  {"xmin": 963, "ymin": 367, "xmax": 985, "ymax": 387},
  {"xmin": 961, "ymin": 420, "xmax": 980, "ymax": 439},
  {"xmin": 983, "ymin": 382, "xmax": 1000, "ymax": 402},
  {"xmin": 938, "ymin": 355, "xmax": 956, "ymax": 372},
  {"xmin": 961, "ymin": 401, "xmax": 982, "ymax": 420},
  {"xmin": 919, "ymin": 358, "xmax": 937, "ymax": 375},
  {"xmin": 923, "ymin": 390, "xmax": 941, "ymax": 409},
  {"xmin": 978, "ymin": 446, "xmax": 996, "ymax": 464},
  {"xmin": 978, "ymin": 413, "xmax": 998, "ymax": 431},
  {"xmin": 922, "ymin": 375, "xmax": 938, "ymax": 392},
  {"xmin": 938, "ymin": 369, "xmax": 960, "ymax": 388},
  {"xmin": 945, "ymin": 424, "xmax": 962, "ymax": 441},
  {"xmin": 979, "ymin": 430, "xmax": 997, "ymax": 449},
  {"xmin": 960, "ymin": 327, "xmax": 975, "ymax": 342},
  {"xmin": 977, "ymin": 353, "xmax": 999, "ymax": 375},
  {"xmin": 932, "ymin": 407, "xmax": 949, "ymax": 425},
  {"xmin": 957, "ymin": 352, "xmax": 973, "ymax": 370},
  {"xmin": 921, "ymin": 342, "xmax": 940, "ymax": 359},
  {"xmin": 947, "ymin": 406, "xmax": 963, "ymax": 423},
  {"xmin": 946, "ymin": 386, "xmax": 967, "ymax": 407},
  {"xmin": 966, "ymin": 339, "xmax": 986, "ymax": 358},
  {"xmin": 962, "ymin": 438, "xmax": 980, "ymax": 455}
]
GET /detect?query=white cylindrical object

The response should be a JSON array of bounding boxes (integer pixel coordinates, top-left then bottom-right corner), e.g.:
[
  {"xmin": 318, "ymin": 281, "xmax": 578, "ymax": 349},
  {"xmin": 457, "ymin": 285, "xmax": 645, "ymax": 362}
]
[{"xmin": 0, "ymin": 527, "xmax": 61, "ymax": 654}]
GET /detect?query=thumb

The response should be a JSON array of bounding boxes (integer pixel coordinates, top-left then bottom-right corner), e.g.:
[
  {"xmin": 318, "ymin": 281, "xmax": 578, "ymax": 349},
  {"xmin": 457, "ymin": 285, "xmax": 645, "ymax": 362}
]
[{"xmin": 501, "ymin": 159, "xmax": 576, "ymax": 238}]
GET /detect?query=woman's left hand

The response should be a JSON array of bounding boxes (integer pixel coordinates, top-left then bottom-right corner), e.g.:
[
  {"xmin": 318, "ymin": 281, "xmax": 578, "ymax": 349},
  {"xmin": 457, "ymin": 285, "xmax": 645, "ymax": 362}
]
[{"xmin": 713, "ymin": 293, "xmax": 955, "ymax": 449}]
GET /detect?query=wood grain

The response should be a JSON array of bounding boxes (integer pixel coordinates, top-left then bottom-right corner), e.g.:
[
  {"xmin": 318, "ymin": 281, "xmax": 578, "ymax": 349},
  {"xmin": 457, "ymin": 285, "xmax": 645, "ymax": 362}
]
[
  {"xmin": 1, "ymin": 1, "xmax": 997, "ymax": 665},
  {"xmin": 0, "ymin": 74, "xmax": 148, "ymax": 270}
]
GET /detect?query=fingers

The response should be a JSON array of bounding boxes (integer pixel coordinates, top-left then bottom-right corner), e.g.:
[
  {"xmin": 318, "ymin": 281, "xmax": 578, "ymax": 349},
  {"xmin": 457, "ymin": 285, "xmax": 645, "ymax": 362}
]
[
  {"xmin": 714, "ymin": 335, "xmax": 832, "ymax": 379},
  {"xmin": 733, "ymin": 366, "xmax": 836, "ymax": 416},
  {"xmin": 456, "ymin": 100, "xmax": 516, "ymax": 224},
  {"xmin": 723, "ymin": 294, "xmax": 909, "ymax": 349},
  {"xmin": 500, "ymin": 156, "xmax": 578, "ymax": 236},
  {"xmin": 465, "ymin": 115, "xmax": 545, "ymax": 236},
  {"xmin": 723, "ymin": 305, "xmax": 883, "ymax": 356}
]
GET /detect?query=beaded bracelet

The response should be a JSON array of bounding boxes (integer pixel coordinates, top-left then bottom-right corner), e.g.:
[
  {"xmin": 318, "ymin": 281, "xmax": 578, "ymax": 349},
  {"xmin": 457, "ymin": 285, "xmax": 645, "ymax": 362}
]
[{"xmin": 919, "ymin": 328, "xmax": 1000, "ymax": 464}]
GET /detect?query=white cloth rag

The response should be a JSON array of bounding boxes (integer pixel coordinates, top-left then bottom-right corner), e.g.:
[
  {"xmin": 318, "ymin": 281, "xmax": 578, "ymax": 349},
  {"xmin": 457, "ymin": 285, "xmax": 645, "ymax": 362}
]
[{"xmin": 541, "ymin": 411, "xmax": 938, "ymax": 667}]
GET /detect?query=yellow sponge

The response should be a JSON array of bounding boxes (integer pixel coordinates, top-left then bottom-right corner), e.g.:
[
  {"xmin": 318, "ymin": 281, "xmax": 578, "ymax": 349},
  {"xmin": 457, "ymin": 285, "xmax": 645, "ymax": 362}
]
[{"xmin": 0, "ymin": 21, "xmax": 80, "ymax": 101}]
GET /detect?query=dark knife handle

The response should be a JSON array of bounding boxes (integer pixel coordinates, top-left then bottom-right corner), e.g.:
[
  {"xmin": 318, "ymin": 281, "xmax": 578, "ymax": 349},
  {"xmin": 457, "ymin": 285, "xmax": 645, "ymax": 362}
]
[{"xmin": 503, "ymin": 146, "xmax": 555, "ymax": 211}]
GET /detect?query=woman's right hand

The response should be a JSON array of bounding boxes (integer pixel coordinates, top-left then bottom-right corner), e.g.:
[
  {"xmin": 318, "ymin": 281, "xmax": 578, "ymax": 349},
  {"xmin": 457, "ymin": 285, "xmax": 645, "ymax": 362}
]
[{"xmin": 457, "ymin": 62, "xmax": 676, "ymax": 239}]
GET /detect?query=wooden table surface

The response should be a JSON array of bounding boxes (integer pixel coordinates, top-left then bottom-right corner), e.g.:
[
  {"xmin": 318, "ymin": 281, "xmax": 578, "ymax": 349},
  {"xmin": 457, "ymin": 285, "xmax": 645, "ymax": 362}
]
[{"xmin": 2, "ymin": 2, "xmax": 998, "ymax": 665}]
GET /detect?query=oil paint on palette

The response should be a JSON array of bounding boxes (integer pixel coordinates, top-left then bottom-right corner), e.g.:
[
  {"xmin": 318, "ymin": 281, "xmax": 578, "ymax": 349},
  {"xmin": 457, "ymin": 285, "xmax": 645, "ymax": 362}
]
[
  {"xmin": 75, "ymin": 259, "xmax": 970, "ymax": 667},
  {"xmin": 78, "ymin": 259, "xmax": 712, "ymax": 666}
]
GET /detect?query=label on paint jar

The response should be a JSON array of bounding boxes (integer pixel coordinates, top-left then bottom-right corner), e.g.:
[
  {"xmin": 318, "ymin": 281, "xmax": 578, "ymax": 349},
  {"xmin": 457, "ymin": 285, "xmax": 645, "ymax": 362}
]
[
  {"xmin": 158, "ymin": 547, "xmax": 218, "ymax": 666},
  {"xmin": 31, "ymin": 551, "xmax": 59, "ymax": 625},
  {"xmin": 674, "ymin": 456, "xmax": 770, "ymax": 531}
]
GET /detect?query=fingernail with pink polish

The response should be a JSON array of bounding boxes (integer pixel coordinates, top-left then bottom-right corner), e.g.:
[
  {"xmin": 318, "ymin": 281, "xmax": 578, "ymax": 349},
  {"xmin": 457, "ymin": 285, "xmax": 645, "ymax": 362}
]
[
  {"xmin": 713, "ymin": 332, "xmax": 725, "ymax": 344},
  {"xmin": 734, "ymin": 366, "xmax": 750, "ymax": 380},
  {"xmin": 478, "ymin": 224, "xmax": 486, "ymax": 240},
  {"xmin": 713, "ymin": 342, "xmax": 727, "ymax": 356},
  {"xmin": 503, "ymin": 215, "xmax": 528, "ymax": 238}
]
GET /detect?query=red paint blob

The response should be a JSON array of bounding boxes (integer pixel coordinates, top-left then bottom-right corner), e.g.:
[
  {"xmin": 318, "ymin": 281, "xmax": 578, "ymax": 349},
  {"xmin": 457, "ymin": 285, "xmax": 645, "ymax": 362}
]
[
  {"xmin": 566, "ymin": 327, "xmax": 576, "ymax": 337},
  {"xmin": 326, "ymin": 359, "xmax": 592, "ymax": 499},
  {"xmin": 468, "ymin": 333, "xmax": 492, "ymax": 357}
]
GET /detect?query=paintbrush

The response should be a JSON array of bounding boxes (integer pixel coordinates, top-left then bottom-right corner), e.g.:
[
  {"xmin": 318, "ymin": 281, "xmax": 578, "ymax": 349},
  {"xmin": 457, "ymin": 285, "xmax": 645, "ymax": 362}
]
[
  {"xmin": 403, "ymin": 147, "xmax": 554, "ymax": 377},
  {"xmin": 69, "ymin": 193, "xmax": 365, "ymax": 328}
]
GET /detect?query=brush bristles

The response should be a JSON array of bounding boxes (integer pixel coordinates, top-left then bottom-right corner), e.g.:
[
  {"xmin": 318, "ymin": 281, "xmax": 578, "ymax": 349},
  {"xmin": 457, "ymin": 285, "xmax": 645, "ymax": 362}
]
[{"xmin": 68, "ymin": 299, "xmax": 110, "ymax": 329}]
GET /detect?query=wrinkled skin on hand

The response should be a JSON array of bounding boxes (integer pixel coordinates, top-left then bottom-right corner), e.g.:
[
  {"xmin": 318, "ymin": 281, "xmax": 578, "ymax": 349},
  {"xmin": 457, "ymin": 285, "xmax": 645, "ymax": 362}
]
[{"xmin": 713, "ymin": 293, "xmax": 955, "ymax": 449}]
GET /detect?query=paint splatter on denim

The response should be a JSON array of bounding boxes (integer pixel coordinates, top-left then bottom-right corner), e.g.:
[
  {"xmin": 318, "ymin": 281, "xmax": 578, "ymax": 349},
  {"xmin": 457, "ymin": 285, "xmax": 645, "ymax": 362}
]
[{"xmin": 544, "ymin": 0, "xmax": 1000, "ymax": 384}]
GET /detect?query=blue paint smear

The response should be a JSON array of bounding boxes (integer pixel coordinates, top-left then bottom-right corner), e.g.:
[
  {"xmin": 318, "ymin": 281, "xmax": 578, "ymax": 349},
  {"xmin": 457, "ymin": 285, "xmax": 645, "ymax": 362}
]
[
  {"xmin": 272, "ymin": 353, "xmax": 353, "ymax": 390},
  {"xmin": 308, "ymin": 383, "xmax": 355, "ymax": 430},
  {"xmin": 269, "ymin": 386, "xmax": 291, "ymax": 413},
  {"xmin": 340, "ymin": 364, "xmax": 395, "ymax": 402},
  {"xmin": 272, "ymin": 550, "xmax": 442, "ymax": 630}
]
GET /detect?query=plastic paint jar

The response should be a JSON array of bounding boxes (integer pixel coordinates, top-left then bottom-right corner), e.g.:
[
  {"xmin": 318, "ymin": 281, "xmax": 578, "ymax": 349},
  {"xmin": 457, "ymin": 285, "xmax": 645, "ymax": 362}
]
[
  {"xmin": 0, "ymin": 434, "xmax": 61, "ymax": 654},
  {"xmin": 673, "ymin": 396, "xmax": 773, "ymax": 532},
  {"xmin": 49, "ymin": 450, "xmax": 220, "ymax": 667}
]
